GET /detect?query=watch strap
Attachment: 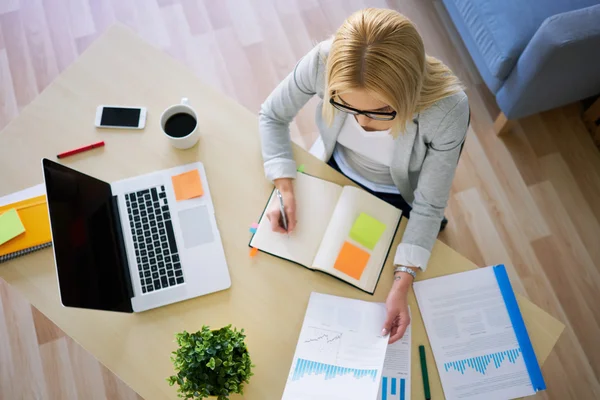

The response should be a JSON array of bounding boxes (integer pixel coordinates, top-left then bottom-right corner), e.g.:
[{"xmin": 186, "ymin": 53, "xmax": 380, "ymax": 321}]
[{"xmin": 394, "ymin": 265, "xmax": 417, "ymax": 280}]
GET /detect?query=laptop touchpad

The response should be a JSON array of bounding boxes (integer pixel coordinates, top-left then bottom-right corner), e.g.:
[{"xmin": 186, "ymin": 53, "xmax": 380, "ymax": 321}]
[{"xmin": 178, "ymin": 206, "xmax": 215, "ymax": 248}]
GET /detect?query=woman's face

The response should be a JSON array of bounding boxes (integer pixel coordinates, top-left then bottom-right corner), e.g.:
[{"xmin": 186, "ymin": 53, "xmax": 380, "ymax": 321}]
[{"xmin": 337, "ymin": 89, "xmax": 396, "ymax": 132}]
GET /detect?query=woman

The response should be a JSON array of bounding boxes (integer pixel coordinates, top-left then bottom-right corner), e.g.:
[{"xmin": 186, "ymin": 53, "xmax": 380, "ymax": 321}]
[{"xmin": 259, "ymin": 8, "xmax": 469, "ymax": 344}]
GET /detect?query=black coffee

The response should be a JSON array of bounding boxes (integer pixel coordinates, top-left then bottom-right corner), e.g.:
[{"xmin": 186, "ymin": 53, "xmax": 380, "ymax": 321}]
[{"xmin": 164, "ymin": 113, "xmax": 197, "ymax": 138}]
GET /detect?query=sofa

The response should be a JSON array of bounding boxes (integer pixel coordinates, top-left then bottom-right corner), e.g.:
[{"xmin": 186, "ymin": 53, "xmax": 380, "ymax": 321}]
[{"xmin": 441, "ymin": 0, "xmax": 600, "ymax": 128}]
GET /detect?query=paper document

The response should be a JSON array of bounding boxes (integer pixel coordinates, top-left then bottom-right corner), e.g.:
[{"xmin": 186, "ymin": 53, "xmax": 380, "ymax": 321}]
[
  {"xmin": 0, "ymin": 184, "xmax": 45, "ymax": 207},
  {"xmin": 378, "ymin": 308, "xmax": 411, "ymax": 400},
  {"xmin": 414, "ymin": 267, "xmax": 538, "ymax": 400},
  {"xmin": 282, "ymin": 292, "xmax": 388, "ymax": 400}
]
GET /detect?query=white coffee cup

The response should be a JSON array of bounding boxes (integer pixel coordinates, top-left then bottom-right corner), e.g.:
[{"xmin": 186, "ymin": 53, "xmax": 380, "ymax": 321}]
[{"xmin": 160, "ymin": 98, "xmax": 200, "ymax": 149}]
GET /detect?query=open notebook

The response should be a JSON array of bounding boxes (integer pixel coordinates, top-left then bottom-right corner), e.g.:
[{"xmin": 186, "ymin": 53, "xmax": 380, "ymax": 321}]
[{"xmin": 250, "ymin": 173, "xmax": 402, "ymax": 294}]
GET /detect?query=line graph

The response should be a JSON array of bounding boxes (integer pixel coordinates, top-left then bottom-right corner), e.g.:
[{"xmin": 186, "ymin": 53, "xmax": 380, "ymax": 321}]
[
  {"xmin": 300, "ymin": 327, "xmax": 343, "ymax": 361},
  {"xmin": 303, "ymin": 330, "xmax": 342, "ymax": 345}
]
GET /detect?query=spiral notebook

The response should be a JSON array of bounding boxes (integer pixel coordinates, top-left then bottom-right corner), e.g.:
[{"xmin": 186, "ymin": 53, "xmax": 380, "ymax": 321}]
[{"xmin": 0, "ymin": 185, "xmax": 52, "ymax": 264}]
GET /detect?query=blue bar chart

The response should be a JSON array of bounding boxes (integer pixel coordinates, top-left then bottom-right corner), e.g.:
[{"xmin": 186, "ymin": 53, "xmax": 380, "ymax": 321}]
[
  {"xmin": 381, "ymin": 376, "xmax": 407, "ymax": 400},
  {"xmin": 292, "ymin": 358, "xmax": 377, "ymax": 382},
  {"xmin": 444, "ymin": 348, "xmax": 523, "ymax": 375}
]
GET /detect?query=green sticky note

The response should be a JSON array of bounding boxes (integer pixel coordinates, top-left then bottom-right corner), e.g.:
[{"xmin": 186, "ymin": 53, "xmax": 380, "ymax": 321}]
[
  {"xmin": 349, "ymin": 213, "xmax": 386, "ymax": 250},
  {"xmin": 0, "ymin": 209, "xmax": 26, "ymax": 246}
]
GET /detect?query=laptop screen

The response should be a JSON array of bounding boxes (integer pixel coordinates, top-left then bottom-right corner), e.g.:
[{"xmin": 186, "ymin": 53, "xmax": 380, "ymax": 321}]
[{"xmin": 42, "ymin": 159, "xmax": 133, "ymax": 312}]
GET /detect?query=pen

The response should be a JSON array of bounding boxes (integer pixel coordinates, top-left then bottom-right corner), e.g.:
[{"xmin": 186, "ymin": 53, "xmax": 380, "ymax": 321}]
[
  {"xmin": 419, "ymin": 345, "xmax": 431, "ymax": 400},
  {"xmin": 275, "ymin": 189, "xmax": 288, "ymax": 235},
  {"xmin": 57, "ymin": 141, "xmax": 105, "ymax": 159}
]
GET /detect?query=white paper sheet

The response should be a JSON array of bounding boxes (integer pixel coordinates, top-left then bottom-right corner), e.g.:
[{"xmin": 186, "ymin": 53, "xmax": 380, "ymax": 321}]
[
  {"xmin": 413, "ymin": 267, "xmax": 536, "ymax": 400},
  {"xmin": 282, "ymin": 292, "xmax": 388, "ymax": 400},
  {"xmin": 377, "ymin": 308, "xmax": 411, "ymax": 400},
  {"xmin": 0, "ymin": 184, "xmax": 45, "ymax": 207}
]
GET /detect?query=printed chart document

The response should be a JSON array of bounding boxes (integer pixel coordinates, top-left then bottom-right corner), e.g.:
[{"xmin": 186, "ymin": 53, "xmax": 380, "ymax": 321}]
[
  {"xmin": 378, "ymin": 308, "xmax": 411, "ymax": 400},
  {"xmin": 282, "ymin": 292, "xmax": 388, "ymax": 400},
  {"xmin": 413, "ymin": 265, "xmax": 545, "ymax": 400}
]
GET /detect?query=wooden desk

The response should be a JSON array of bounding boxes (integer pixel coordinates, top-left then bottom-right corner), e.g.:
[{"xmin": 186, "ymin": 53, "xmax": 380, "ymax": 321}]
[{"xmin": 0, "ymin": 25, "xmax": 563, "ymax": 399}]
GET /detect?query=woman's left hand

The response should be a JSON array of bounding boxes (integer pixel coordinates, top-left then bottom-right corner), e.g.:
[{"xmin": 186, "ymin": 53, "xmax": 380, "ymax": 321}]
[{"xmin": 382, "ymin": 275, "xmax": 412, "ymax": 344}]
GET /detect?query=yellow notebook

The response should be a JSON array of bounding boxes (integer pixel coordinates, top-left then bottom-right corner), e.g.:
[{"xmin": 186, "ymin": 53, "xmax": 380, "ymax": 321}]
[{"xmin": 0, "ymin": 195, "xmax": 52, "ymax": 263}]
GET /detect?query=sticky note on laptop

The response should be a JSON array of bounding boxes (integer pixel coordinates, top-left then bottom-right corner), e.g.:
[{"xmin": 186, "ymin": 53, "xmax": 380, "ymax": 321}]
[
  {"xmin": 334, "ymin": 241, "xmax": 370, "ymax": 280},
  {"xmin": 172, "ymin": 169, "xmax": 203, "ymax": 201},
  {"xmin": 0, "ymin": 209, "xmax": 26, "ymax": 246},
  {"xmin": 349, "ymin": 213, "xmax": 386, "ymax": 250}
]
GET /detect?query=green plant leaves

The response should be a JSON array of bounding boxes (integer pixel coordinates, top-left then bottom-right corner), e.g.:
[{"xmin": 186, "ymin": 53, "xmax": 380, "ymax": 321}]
[
  {"xmin": 207, "ymin": 357, "xmax": 216, "ymax": 370},
  {"xmin": 167, "ymin": 325, "xmax": 254, "ymax": 400}
]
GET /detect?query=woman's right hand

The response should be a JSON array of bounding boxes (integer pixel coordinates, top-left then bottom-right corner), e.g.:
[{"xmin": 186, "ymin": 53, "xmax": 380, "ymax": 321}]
[{"xmin": 266, "ymin": 178, "xmax": 297, "ymax": 234}]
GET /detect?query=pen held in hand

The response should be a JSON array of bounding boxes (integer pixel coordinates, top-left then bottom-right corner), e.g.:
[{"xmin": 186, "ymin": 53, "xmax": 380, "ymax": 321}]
[{"xmin": 275, "ymin": 189, "xmax": 289, "ymax": 237}]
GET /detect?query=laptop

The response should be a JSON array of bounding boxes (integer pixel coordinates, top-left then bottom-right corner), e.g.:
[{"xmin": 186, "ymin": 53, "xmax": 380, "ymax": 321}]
[{"xmin": 41, "ymin": 159, "xmax": 231, "ymax": 313}]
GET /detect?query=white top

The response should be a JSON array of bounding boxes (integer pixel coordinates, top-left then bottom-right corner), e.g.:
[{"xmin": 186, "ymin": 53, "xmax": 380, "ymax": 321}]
[
  {"xmin": 332, "ymin": 116, "xmax": 429, "ymax": 270},
  {"xmin": 333, "ymin": 115, "xmax": 400, "ymax": 194}
]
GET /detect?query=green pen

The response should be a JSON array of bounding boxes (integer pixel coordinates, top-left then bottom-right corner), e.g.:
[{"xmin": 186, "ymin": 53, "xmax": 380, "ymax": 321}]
[{"xmin": 419, "ymin": 345, "xmax": 431, "ymax": 400}]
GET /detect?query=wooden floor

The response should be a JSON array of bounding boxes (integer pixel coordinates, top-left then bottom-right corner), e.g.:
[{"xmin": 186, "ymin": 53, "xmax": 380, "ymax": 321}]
[
  {"xmin": 1, "ymin": 0, "xmax": 599, "ymax": 399},
  {"xmin": 0, "ymin": 278, "xmax": 143, "ymax": 400}
]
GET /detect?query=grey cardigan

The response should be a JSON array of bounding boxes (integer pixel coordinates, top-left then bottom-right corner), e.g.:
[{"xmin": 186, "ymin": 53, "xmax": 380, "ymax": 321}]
[{"xmin": 258, "ymin": 41, "xmax": 469, "ymax": 271}]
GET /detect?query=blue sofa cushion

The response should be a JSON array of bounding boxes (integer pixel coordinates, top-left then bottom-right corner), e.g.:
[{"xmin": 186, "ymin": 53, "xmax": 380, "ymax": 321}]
[
  {"xmin": 497, "ymin": 5, "xmax": 600, "ymax": 119},
  {"xmin": 447, "ymin": 0, "xmax": 600, "ymax": 80}
]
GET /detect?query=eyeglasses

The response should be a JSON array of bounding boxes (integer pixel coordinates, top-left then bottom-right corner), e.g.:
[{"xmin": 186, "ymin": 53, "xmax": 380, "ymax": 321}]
[{"xmin": 329, "ymin": 98, "xmax": 397, "ymax": 121}]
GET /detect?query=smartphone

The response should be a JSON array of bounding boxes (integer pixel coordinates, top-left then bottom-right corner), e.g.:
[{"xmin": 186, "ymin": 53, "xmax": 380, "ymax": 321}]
[{"xmin": 95, "ymin": 105, "xmax": 147, "ymax": 129}]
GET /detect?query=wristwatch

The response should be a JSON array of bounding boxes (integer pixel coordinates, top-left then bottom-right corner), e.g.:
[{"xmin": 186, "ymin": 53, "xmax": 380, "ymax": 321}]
[{"xmin": 394, "ymin": 265, "xmax": 417, "ymax": 280}]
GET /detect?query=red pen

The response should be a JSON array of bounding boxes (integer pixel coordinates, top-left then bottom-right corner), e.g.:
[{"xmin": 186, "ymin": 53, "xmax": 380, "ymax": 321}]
[{"xmin": 57, "ymin": 141, "xmax": 105, "ymax": 159}]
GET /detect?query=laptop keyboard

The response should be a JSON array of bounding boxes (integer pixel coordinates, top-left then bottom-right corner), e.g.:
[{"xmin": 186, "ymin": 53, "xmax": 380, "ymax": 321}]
[{"xmin": 125, "ymin": 186, "xmax": 184, "ymax": 293}]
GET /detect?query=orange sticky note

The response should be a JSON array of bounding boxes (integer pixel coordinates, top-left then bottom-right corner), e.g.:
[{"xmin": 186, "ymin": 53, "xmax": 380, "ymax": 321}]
[
  {"xmin": 333, "ymin": 241, "xmax": 370, "ymax": 280},
  {"xmin": 249, "ymin": 247, "xmax": 258, "ymax": 257},
  {"xmin": 171, "ymin": 169, "xmax": 203, "ymax": 201}
]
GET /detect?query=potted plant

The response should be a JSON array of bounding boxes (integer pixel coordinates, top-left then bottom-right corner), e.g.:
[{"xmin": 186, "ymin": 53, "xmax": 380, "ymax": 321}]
[{"xmin": 168, "ymin": 325, "xmax": 254, "ymax": 400}]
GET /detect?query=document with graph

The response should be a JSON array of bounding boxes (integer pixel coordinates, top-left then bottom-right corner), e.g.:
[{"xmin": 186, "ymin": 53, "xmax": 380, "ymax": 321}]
[
  {"xmin": 378, "ymin": 308, "xmax": 411, "ymax": 400},
  {"xmin": 282, "ymin": 292, "xmax": 388, "ymax": 400},
  {"xmin": 413, "ymin": 265, "xmax": 546, "ymax": 400}
]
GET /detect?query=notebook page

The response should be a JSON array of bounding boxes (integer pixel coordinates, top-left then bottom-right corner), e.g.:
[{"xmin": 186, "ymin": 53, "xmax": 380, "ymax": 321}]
[
  {"xmin": 250, "ymin": 173, "xmax": 343, "ymax": 267},
  {"xmin": 312, "ymin": 186, "xmax": 401, "ymax": 292}
]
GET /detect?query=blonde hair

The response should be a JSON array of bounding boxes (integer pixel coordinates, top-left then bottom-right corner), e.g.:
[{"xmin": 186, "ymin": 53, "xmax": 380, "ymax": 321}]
[{"xmin": 323, "ymin": 8, "xmax": 463, "ymax": 134}]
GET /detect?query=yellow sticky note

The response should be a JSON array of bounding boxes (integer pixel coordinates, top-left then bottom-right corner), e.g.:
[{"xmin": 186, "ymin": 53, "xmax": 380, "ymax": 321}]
[
  {"xmin": 171, "ymin": 169, "xmax": 204, "ymax": 201},
  {"xmin": 349, "ymin": 213, "xmax": 386, "ymax": 250},
  {"xmin": 0, "ymin": 209, "xmax": 26, "ymax": 246},
  {"xmin": 334, "ymin": 241, "xmax": 370, "ymax": 280}
]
